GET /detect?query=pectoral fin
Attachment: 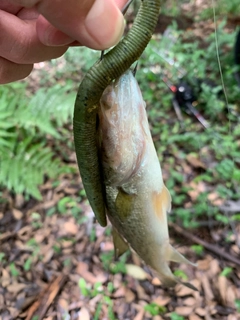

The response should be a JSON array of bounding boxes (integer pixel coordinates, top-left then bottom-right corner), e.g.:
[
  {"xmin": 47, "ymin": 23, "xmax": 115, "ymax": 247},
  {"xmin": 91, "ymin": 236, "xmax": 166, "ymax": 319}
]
[
  {"xmin": 165, "ymin": 244, "xmax": 197, "ymax": 267},
  {"xmin": 115, "ymin": 188, "xmax": 136, "ymax": 222},
  {"xmin": 153, "ymin": 185, "xmax": 172, "ymax": 221},
  {"xmin": 112, "ymin": 227, "xmax": 129, "ymax": 259}
]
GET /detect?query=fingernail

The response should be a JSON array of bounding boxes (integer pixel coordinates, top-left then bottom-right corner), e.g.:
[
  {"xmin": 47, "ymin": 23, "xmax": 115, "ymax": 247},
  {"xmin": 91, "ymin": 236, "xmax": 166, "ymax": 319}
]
[{"xmin": 85, "ymin": 0, "xmax": 124, "ymax": 49}]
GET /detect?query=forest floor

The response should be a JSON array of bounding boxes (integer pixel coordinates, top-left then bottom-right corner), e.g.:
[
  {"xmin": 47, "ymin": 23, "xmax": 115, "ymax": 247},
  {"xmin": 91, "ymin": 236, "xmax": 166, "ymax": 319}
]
[{"xmin": 1, "ymin": 1, "xmax": 240, "ymax": 319}]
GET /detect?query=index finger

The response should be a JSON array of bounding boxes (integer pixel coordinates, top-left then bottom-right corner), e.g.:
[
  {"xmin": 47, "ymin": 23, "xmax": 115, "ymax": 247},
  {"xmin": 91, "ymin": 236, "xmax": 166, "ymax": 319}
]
[{"xmin": 8, "ymin": 0, "xmax": 126, "ymax": 49}]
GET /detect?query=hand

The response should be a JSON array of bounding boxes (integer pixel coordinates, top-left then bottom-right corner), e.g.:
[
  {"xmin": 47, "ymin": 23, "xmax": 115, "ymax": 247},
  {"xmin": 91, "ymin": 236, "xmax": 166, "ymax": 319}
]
[{"xmin": 0, "ymin": 0, "xmax": 127, "ymax": 84}]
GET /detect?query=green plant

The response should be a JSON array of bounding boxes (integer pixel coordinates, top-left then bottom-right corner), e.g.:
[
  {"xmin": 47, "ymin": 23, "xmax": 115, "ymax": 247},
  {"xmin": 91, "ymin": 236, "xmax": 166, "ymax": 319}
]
[
  {"xmin": 191, "ymin": 245, "xmax": 204, "ymax": 255},
  {"xmin": 78, "ymin": 279, "xmax": 117, "ymax": 320},
  {"xmin": 144, "ymin": 302, "xmax": 166, "ymax": 316},
  {"xmin": 24, "ymin": 257, "xmax": 33, "ymax": 271},
  {"xmin": 78, "ymin": 278, "xmax": 90, "ymax": 297},
  {"xmin": 235, "ymin": 299, "xmax": 240, "ymax": 312},
  {"xmin": 30, "ymin": 212, "xmax": 43, "ymax": 229},
  {"xmin": 199, "ymin": 0, "xmax": 240, "ymax": 20},
  {"xmin": 170, "ymin": 312, "xmax": 184, "ymax": 320},
  {"xmin": 174, "ymin": 269, "xmax": 188, "ymax": 281},
  {"xmin": 220, "ymin": 267, "xmax": 233, "ymax": 277},
  {"xmin": 9, "ymin": 262, "xmax": 19, "ymax": 277},
  {"xmin": 0, "ymin": 252, "xmax": 5, "ymax": 262},
  {"xmin": 138, "ymin": 22, "xmax": 239, "ymax": 230},
  {"xmin": 0, "ymin": 81, "xmax": 75, "ymax": 199},
  {"xmin": 93, "ymin": 302, "xmax": 103, "ymax": 320},
  {"xmin": 100, "ymin": 250, "xmax": 129, "ymax": 274}
]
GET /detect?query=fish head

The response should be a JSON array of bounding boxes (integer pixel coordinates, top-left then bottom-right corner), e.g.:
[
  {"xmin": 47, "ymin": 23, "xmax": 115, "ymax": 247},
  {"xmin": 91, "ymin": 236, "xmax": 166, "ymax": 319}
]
[{"xmin": 98, "ymin": 71, "xmax": 147, "ymax": 186}]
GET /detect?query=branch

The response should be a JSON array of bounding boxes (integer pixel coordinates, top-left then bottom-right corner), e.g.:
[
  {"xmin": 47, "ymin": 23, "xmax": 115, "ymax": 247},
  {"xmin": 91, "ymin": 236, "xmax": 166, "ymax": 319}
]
[{"xmin": 170, "ymin": 222, "xmax": 240, "ymax": 267}]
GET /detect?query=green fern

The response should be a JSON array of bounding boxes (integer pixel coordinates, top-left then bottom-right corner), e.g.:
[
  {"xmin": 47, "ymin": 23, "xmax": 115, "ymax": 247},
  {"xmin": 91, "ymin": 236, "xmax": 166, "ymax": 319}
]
[{"xmin": 0, "ymin": 82, "xmax": 75, "ymax": 199}]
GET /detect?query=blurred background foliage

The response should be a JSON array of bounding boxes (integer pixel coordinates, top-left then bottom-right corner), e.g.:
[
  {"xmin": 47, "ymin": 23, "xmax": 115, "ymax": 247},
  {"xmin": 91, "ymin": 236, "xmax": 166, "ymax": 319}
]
[{"xmin": 0, "ymin": 0, "xmax": 239, "ymax": 229}]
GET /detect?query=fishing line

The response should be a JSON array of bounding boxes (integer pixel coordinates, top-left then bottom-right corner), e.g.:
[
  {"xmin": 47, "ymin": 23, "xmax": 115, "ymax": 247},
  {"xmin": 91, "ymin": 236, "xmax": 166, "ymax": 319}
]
[
  {"xmin": 210, "ymin": 0, "xmax": 239, "ymax": 247},
  {"xmin": 152, "ymin": 2, "xmax": 239, "ymax": 245},
  {"xmin": 211, "ymin": 0, "xmax": 231, "ymax": 132}
]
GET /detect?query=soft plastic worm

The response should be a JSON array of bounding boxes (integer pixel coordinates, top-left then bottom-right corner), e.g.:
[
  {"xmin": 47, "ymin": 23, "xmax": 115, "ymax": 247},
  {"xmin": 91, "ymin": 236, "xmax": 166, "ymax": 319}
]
[{"xmin": 73, "ymin": 0, "xmax": 161, "ymax": 226}]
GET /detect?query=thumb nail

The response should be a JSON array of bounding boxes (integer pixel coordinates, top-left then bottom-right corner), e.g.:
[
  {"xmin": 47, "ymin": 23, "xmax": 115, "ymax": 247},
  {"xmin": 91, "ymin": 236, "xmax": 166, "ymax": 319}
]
[{"xmin": 85, "ymin": 0, "xmax": 124, "ymax": 49}]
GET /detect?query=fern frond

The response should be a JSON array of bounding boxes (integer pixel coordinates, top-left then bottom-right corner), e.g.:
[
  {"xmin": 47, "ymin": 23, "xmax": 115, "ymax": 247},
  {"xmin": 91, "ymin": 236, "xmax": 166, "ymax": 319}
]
[{"xmin": 0, "ymin": 82, "xmax": 74, "ymax": 199}]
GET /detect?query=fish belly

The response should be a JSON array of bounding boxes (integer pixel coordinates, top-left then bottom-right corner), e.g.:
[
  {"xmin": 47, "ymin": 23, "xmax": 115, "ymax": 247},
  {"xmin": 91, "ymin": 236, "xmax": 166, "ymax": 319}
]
[{"xmin": 98, "ymin": 70, "xmax": 196, "ymax": 290}]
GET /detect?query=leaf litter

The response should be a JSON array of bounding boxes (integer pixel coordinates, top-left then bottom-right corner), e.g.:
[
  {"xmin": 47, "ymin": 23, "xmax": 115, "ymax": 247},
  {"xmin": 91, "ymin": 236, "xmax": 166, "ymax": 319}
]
[
  {"xmin": 0, "ymin": 164, "xmax": 239, "ymax": 319},
  {"xmin": 1, "ymin": 1, "xmax": 240, "ymax": 319}
]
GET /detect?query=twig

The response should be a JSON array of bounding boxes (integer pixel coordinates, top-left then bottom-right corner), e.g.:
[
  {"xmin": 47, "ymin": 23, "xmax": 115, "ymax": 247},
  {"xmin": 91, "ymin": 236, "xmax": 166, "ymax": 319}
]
[
  {"xmin": 26, "ymin": 274, "xmax": 68, "ymax": 320},
  {"xmin": 170, "ymin": 222, "xmax": 240, "ymax": 266}
]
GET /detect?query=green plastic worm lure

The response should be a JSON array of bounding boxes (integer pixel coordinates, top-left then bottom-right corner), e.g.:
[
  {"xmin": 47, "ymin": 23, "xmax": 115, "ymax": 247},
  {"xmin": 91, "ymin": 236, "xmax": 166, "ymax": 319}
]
[{"xmin": 73, "ymin": 0, "xmax": 161, "ymax": 227}]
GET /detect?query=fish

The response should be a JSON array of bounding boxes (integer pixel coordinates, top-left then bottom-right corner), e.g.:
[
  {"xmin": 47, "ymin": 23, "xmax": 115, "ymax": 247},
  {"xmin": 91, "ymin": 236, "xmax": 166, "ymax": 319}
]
[
  {"xmin": 98, "ymin": 70, "xmax": 197, "ymax": 289},
  {"xmin": 73, "ymin": 0, "xmax": 161, "ymax": 228}
]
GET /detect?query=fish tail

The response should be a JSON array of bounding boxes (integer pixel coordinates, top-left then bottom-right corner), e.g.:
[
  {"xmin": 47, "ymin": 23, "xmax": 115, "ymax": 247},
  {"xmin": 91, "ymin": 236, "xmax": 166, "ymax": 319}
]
[
  {"xmin": 155, "ymin": 243, "xmax": 198, "ymax": 290},
  {"xmin": 165, "ymin": 243, "xmax": 197, "ymax": 267},
  {"xmin": 157, "ymin": 268, "xmax": 198, "ymax": 291}
]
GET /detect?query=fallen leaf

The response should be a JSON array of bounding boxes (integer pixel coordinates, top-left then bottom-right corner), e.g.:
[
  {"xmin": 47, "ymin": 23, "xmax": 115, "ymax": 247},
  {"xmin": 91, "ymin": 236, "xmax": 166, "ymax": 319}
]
[
  {"xmin": 226, "ymin": 286, "xmax": 237, "ymax": 308},
  {"xmin": 152, "ymin": 277, "xmax": 161, "ymax": 286},
  {"xmin": 227, "ymin": 315, "xmax": 239, "ymax": 320},
  {"xmin": 175, "ymin": 306, "xmax": 193, "ymax": 316},
  {"xmin": 7, "ymin": 283, "xmax": 26, "ymax": 293},
  {"xmin": 125, "ymin": 264, "xmax": 148, "ymax": 280},
  {"xmin": 1, "ymin": 269, "xmax": 10, "ymax": 287},
  {"xmin": 207, "ymin": 192, "xmax": 224, "ymax": 206},
  {"xmin": 201, "ymin": 274, "xmax": 214, "ymax": 301},
  {"xmin": 133, "ymin": 309, "xmax": 145, "ymax": 320},
  {"xmin": 12, "ymin": 208, "xmax": 23, "ymax": 220},
  {"xmin": 218, "ymin": 276, "xmax": 227, "ymax": 304},
  {"xmin": 113, "ymin": 286, "xmax": 125, "ymax": 298},
  {"xmin": 0, "ymin": 294, "xmax": 4, "ymax": 306},
  {"xmin": 207, "ymin": 259, "xmax": 220, "ymax": 277},
  {"xmin": 78, "ymin": 307, "xmax": 90, "ymax": 320},
  {"xmin": 58, "ymin": 298, "xmax": 68, "ymax": 311},
  {"xmin": 189, "ymin": 315, "xmax": 202, "ymax": 320},
  {"xmin": 175, "ymin": 284, "xmax": 194, "ymax": 297},
  {"xmin": 195, "ymin": 307, "xmax": 206, "ymax": 316},
  {"xmin": 197, "ymin": 256, "xmax": 212, "ymax": 270},
  {"xmin": 153, "ymin": 296, "xmax": 171, "ymax": 306},
  {"xmin": 153, "ymin": 316, "xmax": 164, "ymax": 320},
  {"xmin": 183, "ymin": 297, "xmax": 196, "ymax": 306},
  {"xmin": 76, "ymin": 262, "xmax": 88, "ymax": 275},
  {"xmin": 135, "ymin": 284, "xmax": 149, "ymax": 301},
  {"xmin": 188, "ymin": 181, "xmax": 206, "ymax": 201},
  {"xmin": 125, "ymin": 288, "xmax": 136, "ymax": 303},
  {"xmin": 63, "ymin": 219, "xmax": 78, "ymax": 235},
  {"xmin": 186, "ymin": 154, "xmax": 206, "ymax": 169},
  {"xmin": 100, "ymin": 241, "xmax": 114, "ymax": 251}
]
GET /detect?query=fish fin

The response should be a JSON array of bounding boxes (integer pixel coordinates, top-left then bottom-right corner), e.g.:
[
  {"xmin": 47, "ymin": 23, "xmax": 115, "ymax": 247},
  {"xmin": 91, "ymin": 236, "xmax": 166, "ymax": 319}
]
[
  {"xmin": 115, "ymin": 188, "xmax": 136, "ymax": 222},
  {"xmin": 179, "ymin": 280, "xmax": 198, "ymax": 291},
  {"xmin": 112, "ymin": 227, "xmax": 129, "ymax": 259},
  {"xmin": 165, "ymin": 244, "xmax": 197, "ymax": 267},
  {"xmin": 152, "ymin": 185, "xmax": 172, "ymax": 220},
  {"xmin": 158, "ymin": 272, "xmax": 198, "ymax": 292},
  {"xmin": 162, "ymin": 185, "xmax": 172, "ymax": 213}
]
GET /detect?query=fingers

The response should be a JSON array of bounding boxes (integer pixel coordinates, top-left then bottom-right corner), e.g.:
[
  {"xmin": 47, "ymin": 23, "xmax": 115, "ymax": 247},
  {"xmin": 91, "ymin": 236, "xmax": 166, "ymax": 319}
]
[
  {"xmin": 0, "ymin": 10, "xmax": 67, "ymax": 64},
  {"xmin": 0, "ymin": 57, "xmax": 33, "ymax": 84},
  {"xmin": 0, "ymin": 1, "xmax": 22, "ymax": 14},
  {"xmin": 1, "ymin": 0, "xmax": 130, "ymax": 83},
  {"xmin": 36, "ymin": 15, "xmax": 78, "ymax": 46},
  {"xmin": 9, "ymin": 0, "xmax": 126, "ymax": 50}
]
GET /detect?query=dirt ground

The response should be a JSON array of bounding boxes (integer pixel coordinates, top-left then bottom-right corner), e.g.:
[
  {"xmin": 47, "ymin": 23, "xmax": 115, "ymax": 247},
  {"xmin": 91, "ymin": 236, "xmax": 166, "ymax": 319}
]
[
  {"xmin": 0, "ymin": 168, "xmax": 239, "ymax": 320},
  {"xmin": 1, "ymin": 1, "xmax": 240, "ymax": 319}
]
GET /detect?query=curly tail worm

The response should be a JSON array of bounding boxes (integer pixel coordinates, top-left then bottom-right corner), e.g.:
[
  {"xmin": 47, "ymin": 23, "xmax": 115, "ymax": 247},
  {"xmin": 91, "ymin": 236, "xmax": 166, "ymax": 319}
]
[{"xmin": 73, "ymin": 0, "xmax": 161, "ymax": 226}]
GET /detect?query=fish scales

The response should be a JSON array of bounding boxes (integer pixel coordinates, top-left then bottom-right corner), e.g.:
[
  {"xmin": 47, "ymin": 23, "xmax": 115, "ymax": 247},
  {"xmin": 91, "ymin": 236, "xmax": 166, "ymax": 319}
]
[{"xmin": 98, "ymin": 71, "xmax": 197, "ymax": 290}]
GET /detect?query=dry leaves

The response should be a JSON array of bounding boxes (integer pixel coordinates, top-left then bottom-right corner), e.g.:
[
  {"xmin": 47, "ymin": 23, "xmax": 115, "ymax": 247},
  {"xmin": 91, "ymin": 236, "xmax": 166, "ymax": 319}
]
[{"xmin": 0, "ymin": 171, "xmax": 239, "ymax": 320}]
